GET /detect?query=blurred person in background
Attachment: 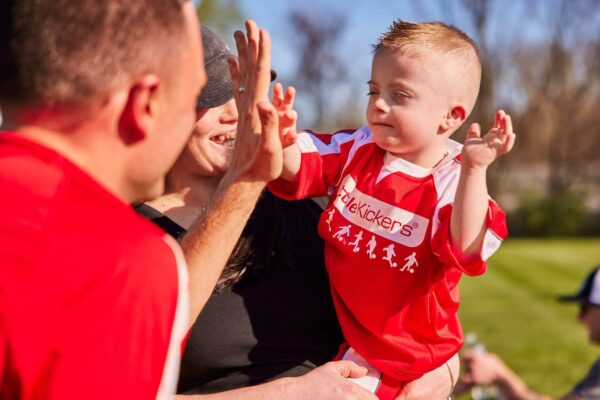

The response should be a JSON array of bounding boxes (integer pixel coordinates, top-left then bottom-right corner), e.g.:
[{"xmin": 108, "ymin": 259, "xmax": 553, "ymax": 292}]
[{"xmin": 455, "ymin": 266, "xmax": 600, "ymax": 400}]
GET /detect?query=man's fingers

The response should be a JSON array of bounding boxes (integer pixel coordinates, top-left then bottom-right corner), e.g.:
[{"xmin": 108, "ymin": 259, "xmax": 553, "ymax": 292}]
[
  {"xmin": 330, "ymin": 360, "xmax": 369, "ymax": 379},
  {"xmin": 254, "ymin": 28, "xmax": 272, "ymax": 102},
  {"xmin": 233, "ymin": 30, "xmax": 247, "ymax": 89},
  {"xmin": 257, "ymin": 101, "xmax": 280, "ymax": 148}
]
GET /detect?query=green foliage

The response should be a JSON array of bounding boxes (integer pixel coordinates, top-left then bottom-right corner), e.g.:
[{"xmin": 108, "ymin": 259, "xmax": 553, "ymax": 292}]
[
  {"xmin": 516, "ymin": 189, "xmax": 587, "ymax": 236},
  {"xmin": 457, "ymin": 238, "xmax": 600, "ymax": 398},
  {"xmin": 196, "ymin": 0, "xmax": 243, "ymax": 37}
]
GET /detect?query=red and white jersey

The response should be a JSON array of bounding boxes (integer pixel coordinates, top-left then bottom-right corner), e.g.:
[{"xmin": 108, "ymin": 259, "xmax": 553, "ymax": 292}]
[
  {"xmin": 0, "ymin": 133, "xmax": 189, "ymax": 399},
  {"xmin": 269, "ymin": 126, "xmax": 507, "ymax": 381}
]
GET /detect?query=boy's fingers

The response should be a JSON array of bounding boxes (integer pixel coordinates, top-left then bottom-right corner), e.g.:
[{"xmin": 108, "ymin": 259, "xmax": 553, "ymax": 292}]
[
  {"xmin": 466, "ymin": 123, "xmax": 481, "ymax": 141},
  {"xmin": 503, "ymin": 133, "xmax": 516, "ymax": 153},
  {"xmin": 494, "ymin": 109, "xmax": 504, "ymax": 129},
  {"xmin": 502, "ymin": 114, "xmax": 513, "ymax": 136},
  {"xmin": 284, "ymin": 109, "xmax": 297, "ymax": 124},
  {"xmin": 272, "ymin": 83, "xmax": 283, "ymax": 107},
  {"xmin": 283, "ymin": 86, "xmax": 296, "ymax": 110}
]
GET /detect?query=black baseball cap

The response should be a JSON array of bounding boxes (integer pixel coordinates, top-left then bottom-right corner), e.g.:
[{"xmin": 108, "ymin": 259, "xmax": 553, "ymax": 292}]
[
  {"xmin": 558, "ymin": 266, "xmax": 600, "ymax": 305},
  {"xmin": 197, "ymin": 25, "xmax": 277, "ymax": 109}
]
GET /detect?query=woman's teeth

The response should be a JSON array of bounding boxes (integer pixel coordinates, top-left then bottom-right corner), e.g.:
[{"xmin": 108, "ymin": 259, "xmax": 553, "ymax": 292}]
[{"xmin": 211, "ymin": 133, "xmax": 235, "ymax": 147}]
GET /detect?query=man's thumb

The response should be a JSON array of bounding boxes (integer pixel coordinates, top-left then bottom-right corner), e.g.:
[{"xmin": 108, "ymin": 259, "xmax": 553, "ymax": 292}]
[{"xmin": 334, "ymin": 360, "xmax": 369, "ymax": 378}]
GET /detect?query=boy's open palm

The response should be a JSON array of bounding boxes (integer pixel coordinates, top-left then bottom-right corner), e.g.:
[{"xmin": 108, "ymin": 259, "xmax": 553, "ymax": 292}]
[{"xmin": 461, "ymin": 110, "xmax": 516, "ymax": 170}]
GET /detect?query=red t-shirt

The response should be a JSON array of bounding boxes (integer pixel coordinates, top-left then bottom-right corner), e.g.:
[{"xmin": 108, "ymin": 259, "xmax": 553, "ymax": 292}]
[
  {"xmin": 269, "ymin": 127, "xmax": 507, "ymax": 381},
  {"xmin": 0, "ymin": 133, "xmax": 189, "ymax": 399}
]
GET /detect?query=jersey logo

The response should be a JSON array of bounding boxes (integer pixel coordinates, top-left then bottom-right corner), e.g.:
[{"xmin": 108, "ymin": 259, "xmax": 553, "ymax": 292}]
[{"xmin": 333, "ymin": 176, "xmax": 429, "ymax": 248}]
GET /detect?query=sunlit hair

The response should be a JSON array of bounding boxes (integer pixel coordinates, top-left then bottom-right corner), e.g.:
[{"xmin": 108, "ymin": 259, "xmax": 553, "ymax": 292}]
[
  {"xmin": 0, "ymin": 0, "xmax": 188, "ymax": 108},
  {"xmin": 374, "ymin": 20, "xmax": 482, "ymax": 111}
]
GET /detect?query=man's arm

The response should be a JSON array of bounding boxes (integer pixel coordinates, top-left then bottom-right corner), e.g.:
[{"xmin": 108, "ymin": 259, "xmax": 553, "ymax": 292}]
[
  {"xmin": 450, "ymin": 110, "xmax": 515, "ymax": 256},
  {"xmin": 181, "ymin": 20, "xmax": 282, "ymax": 327},
  {"xmin": 174, "ymin": 361, "xmax": 377, "ymax": 400}
]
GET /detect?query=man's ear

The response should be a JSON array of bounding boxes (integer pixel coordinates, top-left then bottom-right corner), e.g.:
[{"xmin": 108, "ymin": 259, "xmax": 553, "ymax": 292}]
[
  {"xmin": 118, "ymin": 75, "xmax": 160, "ymax": 145},
  {"xmin": 439, "ymin": 104, "xmax": 467, "ymax": 133}
]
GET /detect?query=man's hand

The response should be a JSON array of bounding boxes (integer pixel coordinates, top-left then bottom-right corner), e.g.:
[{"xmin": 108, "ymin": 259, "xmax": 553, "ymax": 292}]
[
  {"xmin": 227, "ymin": 20, "xmax": 282, "ymax": 184},
  {"xmin": 285, "ymin": 361, "xmax": 379, "ymax": 400},
  {"xmin": 461, "ymin": 109, "xmax": 516, "ymax": 171}
]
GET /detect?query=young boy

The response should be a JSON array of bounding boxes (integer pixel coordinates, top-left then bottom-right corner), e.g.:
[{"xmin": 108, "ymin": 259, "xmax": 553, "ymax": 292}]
[{"xmin": 268, "ymin": 20, "xmax": 515, "ymax": 398}]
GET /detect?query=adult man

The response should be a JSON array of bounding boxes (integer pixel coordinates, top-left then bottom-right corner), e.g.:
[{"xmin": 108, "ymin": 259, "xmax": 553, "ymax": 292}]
[
  {"xmin": 457, "ymin": 266, "xmax": 600, "ymax": 399},
  {"xmin": 0, "ymin": 1, "xmax": 289, "ymax": 398}
]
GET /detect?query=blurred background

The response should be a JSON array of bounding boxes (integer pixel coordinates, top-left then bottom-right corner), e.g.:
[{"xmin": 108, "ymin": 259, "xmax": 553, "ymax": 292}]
[{"xmin": 197, "ymin": 0, "xmax": 600, "ymax": 397}]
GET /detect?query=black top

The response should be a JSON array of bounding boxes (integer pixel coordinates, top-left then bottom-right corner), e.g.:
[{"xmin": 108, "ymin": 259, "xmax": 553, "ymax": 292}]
[{"xmin": 136, "ymin": 192, "xmax": 343, "ymax": 394}]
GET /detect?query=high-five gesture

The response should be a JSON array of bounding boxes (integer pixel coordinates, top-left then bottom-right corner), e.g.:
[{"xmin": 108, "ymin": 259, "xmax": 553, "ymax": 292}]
[
  {"xmin": 461, "ymin": 110, "xmax": 516, "ymax": 170},
  {"xmin": 227, "ymin": 20, "xmax": 282, "ymax": 183}
]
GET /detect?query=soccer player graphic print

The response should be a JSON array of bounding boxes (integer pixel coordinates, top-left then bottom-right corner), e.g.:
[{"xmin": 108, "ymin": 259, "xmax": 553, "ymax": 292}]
[
  {"xmin": 382, "ymin": 244, "xmax": 398, "ymax": 267},
  {"xmin": 326, "ymin": 208, "xmax": 335, "ymax": 232},
  {"xmin": 366, "ymin": 235, "xmax": 377, "ymax": 259},
  {"xmin": 400, "ymin": 252, "xmax": 419, "ymax": 273},
  {"xmin": 348, "ymin": 231, "xmax": 364, "ymax": 253},
  {"xmin": 333, "ymin": 224, "xmax": 351, "ymax": 242}
]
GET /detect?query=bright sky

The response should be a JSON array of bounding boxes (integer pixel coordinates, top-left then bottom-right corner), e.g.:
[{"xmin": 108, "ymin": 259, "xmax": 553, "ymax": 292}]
[{"xmin": 198, "ymin": 0, "xmax": 560, "ymax": 126}]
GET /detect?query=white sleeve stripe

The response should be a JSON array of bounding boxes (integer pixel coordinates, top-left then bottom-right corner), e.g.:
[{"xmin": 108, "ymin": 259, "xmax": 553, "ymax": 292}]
[
  {"xmin": 482, "ymin": 229, "xmax": 503, "ymax": 260},
  {"xmin": 297, "ymin": 131, "xmax": 357, "ymax": 156},
  {"xmin": 156, "ymin": 235, "xmax": 189, "ymax": 400}
]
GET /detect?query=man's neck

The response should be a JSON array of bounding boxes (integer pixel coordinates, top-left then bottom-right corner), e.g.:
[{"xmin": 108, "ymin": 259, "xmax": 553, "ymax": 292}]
[{"xmin": 13, "ymin": 123, "xmax": 131, "ymax": 204}]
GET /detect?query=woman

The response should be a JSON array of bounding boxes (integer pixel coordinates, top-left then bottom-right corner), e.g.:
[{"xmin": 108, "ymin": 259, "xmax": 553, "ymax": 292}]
[{"xmin": 139, "ymin": 24, "xmax": 458, "ymax": 399}]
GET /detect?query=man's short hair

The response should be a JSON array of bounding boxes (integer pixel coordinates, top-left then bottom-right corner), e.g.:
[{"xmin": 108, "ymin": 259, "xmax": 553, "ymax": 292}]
[
  {"xmin": 0, "ymin": 0, "xmax": 188, "ymax": 108},
  {"xmin": 374, "ymin": 20, "xmax": 482, "ymax": 110}
]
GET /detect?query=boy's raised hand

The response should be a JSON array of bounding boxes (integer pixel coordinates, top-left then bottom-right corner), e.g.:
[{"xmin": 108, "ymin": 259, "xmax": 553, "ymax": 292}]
[
  {"xmin": 272, "ymin": 82, "xmax": 298, "ymax": 148},
  {"xmin": 461, "ymin": 110, "xmax": 516, "ymax": 170}
]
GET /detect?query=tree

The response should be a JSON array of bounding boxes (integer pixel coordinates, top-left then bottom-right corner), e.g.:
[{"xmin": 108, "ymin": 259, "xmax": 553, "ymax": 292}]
[
  {"xmin": 287, "ymin": 7, "xmax": 349, "ymax": 130},
  {"xmin": 196, "ymin": 0, "xmax": 243, "ymax": 37}
]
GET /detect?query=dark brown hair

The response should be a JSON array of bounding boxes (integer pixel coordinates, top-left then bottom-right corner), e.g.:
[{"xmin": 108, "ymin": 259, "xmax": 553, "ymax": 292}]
[{"xmin": 0, "ymin": 0, "xmax": 188, "ymax": 108}]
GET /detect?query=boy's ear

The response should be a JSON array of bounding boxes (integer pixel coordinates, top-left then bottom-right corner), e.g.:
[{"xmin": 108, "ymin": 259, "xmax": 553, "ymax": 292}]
[
  {"xmin": 118, "ymin": 74, "xmax": 160, "ymax": 145},
  {"xmin": 440, "ymin": 104, "xmax": 467, "ymax": 132}
]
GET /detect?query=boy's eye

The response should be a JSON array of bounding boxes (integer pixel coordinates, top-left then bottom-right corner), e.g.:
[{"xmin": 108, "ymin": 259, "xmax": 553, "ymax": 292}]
[
  {"xmin": 392, "ymin": 91, "xmax": 410, "ymax": 99},
  {"xmin": 367, "ymin": 90, "xmax": 378, "ymax": 96}
]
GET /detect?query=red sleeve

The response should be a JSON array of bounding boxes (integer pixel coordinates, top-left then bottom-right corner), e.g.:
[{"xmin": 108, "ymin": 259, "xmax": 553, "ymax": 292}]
[
  {"xmin": 432, "ymin": 200, "xmax": 507, "ymax": 276},
  {"xmin": 268, "ymin": 130, "xmax": 357, "ymax": 200}
]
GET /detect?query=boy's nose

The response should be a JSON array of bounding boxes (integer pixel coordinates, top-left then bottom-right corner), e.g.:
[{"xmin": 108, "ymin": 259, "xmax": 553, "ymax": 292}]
[{"xmin": 373, "ymin": 96, "xmax": 390, "ymax": 113}]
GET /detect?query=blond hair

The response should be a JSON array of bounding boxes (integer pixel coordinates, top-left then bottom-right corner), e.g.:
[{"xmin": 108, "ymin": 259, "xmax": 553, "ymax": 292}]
[{"xmin": 374, "ymin": 20, "xmax": 482, "ymax": 111}]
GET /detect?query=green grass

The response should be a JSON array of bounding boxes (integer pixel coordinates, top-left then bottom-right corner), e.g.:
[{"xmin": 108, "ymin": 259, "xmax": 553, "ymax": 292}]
[{"xmin": 457, "ymin": 238, "xmax": 600, "ymax": 398}]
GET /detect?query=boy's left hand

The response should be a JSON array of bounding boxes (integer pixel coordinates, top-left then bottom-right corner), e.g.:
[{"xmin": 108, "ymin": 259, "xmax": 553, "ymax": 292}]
[{"xmin": 461, "ymin": 109, "xmax": 516, "ymax": 170}]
